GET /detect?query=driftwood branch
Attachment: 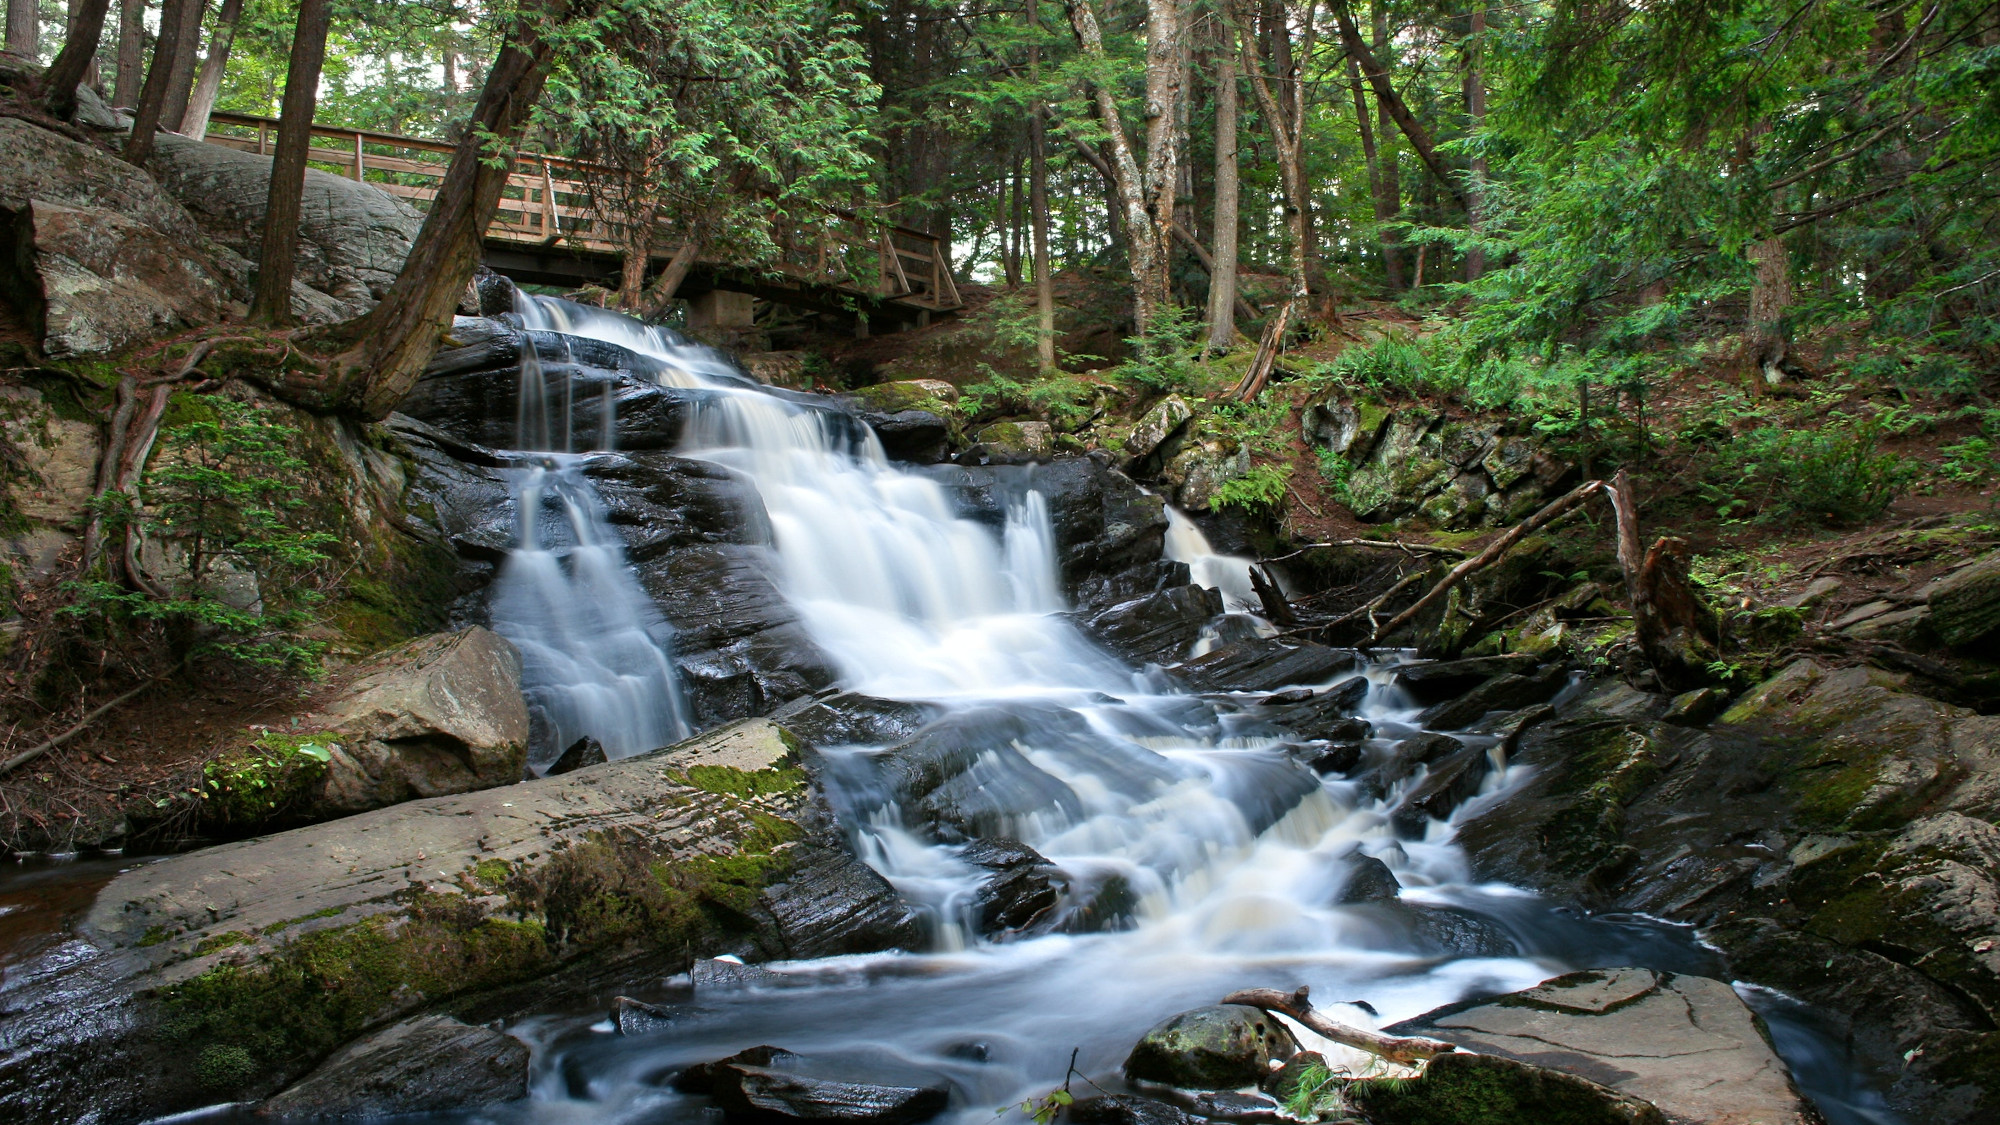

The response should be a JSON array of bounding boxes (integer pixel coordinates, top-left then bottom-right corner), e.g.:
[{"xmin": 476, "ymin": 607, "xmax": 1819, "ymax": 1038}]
[
  {"xmin": 1224, "ymin": 985, "xmax": 1455, "ymax": 1065},
  {"xmin": 1361, "ymin": 480, "xmax": 1604, "ymax": 648},
  {"xmin": 1249, "ymin": 565, "xmax": 1298, "ymax": 625},
  {"xmin": 0, "ymin": 678, "xmax": 160, "ymax": 778}
]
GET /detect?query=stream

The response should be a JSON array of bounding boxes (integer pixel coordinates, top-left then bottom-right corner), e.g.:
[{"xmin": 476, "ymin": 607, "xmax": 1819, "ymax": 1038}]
[{"xmin": 3, "ymin": 298, "xmax": 1898, "ymax": 1125}]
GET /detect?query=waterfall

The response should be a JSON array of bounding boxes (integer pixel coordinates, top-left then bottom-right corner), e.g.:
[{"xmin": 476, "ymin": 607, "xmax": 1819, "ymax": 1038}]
[{"xmin": 1164, "ymin": 505, "xmax": 1264, "ymax": 614}]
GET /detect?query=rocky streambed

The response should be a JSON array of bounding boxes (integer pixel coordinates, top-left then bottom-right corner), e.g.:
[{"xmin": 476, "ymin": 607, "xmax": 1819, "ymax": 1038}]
[{"xmin": 1, "ymin": 298, "xmax": 1992, "ymax": 1125}]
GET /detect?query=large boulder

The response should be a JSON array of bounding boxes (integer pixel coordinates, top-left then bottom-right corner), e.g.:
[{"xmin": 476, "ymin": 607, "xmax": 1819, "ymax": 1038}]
[
  {"xmin": 1121, "ymin": 394, "xmax": 1193, "ymax": 466},
  {"xmin": 1926, "ymin": 549, "xmax": 2000, "ymax": 648},
  {"xmin": 1169, "ymin": 638, "xmax": 1356, "ymax": 693},
  {"xmin": 258, "ymin": 1015, "xmax": 528, "ymax": 1118},
  {"xmin": 4, "ymin": 198, "xmax": 233, "ymax": 356},
  {"xmin": 1086, "ymin": 584, "xmax": 1224, "ymax": 666},
  {"xmin": 1123, "ymin": 1004, "xmax": 1300, "ymax": 1089},
  {"xmin": 961, "ymin": 420, "xmax": 1054, "ymax": 464},
  {"xmin": 145, "ymin": 131, "xmax": 424, "ymax": 310},
  {"xmin": 1387, "ymin": 969, "xmax": 1813, "ymax": 1125},
  {"xmin": 683, "ymin": 1046, "xmax": 949, "ymax": 1125},
  {"xmin": 312, "ymin": 626, "xmax": 531, "ymax": 813},
  {"xmin": 839, "ymin": 379, "xmax": 958, "ymax": 463},
  {"xmin": 0, "ymin": 718, "xmax": 921, "ymax": 1123}
]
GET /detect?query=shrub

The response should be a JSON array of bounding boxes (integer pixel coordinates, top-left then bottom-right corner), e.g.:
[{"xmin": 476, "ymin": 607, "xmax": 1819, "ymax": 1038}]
[
  {"xmin": 1212, "ymin": 462, "xmax": 1293, "ymax": 515},
  {"xmin": 1705, "ymin": 417, "xmax": 1914, "ymax": 526}
]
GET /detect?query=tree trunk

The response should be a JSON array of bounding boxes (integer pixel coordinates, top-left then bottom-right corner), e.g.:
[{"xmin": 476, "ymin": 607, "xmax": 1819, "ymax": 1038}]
[
  {"xmin": 1232, "ymin": 0, "xmax": 1309, "ymax": 325},
  {"xmin": 640, "ymin": 235, "xmax": 703, "ymax": 317},
  {"xmin": 327, "ymin": 6, "xmax": 565, "ymax": 419},
  {"xmin": 124, "ymin": 0, "xmax": 196, "ymax": 165},
  {"xmin": 43, "ymin": 0, "xmax": 112, "ymax": 120},
  {"xmin": 1602, "ymin": 469, "xmax": 1718, "ymax": 690},
  {"xmin": 158, "ymin": 0, "xmax": 206, "ymax": 129},
  {"xmin": 176, "ymin": 0, "xmax": 240, "ymax": 137},
  {"xmin": 1030, "ymin": 98, "xmax": 1057, "ymax": 370},
  {"xmin": 1462, "ymin": 5, "xmax": 1487, "ymax": 281},
  {"xmin": 1206, "ymin": 32, "xmax": 1240, "ymax": 354},
  {"xmin": 6, "ymin": 0, "xmax": 37, "ymax": 58},
  {"xmin": 1329, "ymin": 0, "xmax": 1466, "ymax": 210},
  {"xmin": 65, "ymin": 0, "xmax": 105, "ymax": 91},
  {"xmin": 1067, "ymin": 0, "xmax": 1184, "ymax": 335},
  {"xmin": 618, "ymin": 215, "xmax": 653, "ymax": 310},
  {"xmin": 113, "ymin": 0, "xmax": 143, "ymax": 106},
  {"xmin": 245, "ymin": 0, "xmax": 328, "ymax": 324},
  {"xmin": 1371, "ymin": 0, "xmax": 1404, "ymax": 288},
  {"xmin": 1747, "ymin": 234, "xmax": 1791, "ymax": 381}
]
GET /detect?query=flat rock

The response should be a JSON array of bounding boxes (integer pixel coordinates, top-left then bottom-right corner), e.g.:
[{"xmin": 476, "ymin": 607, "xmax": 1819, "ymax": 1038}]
[
  {"xmin": 259, "ymin": 1014, "xmax": 527, "ymax": 1117},
  {"xmin": 1171, "ymin": 639, "xmax": 1356, "ymax": 693},
  {"xmin": 1391, "ymin": 969, "xmax": 1817, "ymax": 1125},
  {"xmin": 1394, "ymin": 654, "xmax": 1543, "ymax": 703}
]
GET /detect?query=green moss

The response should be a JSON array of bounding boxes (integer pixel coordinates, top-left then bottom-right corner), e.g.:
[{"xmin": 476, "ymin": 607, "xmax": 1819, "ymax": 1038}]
[
  {"xmin": 681, "ymin": 764, "xmax": 808, "ymax": 799},
  {"xmin": 473, "ymin": 858, "xmax": 513, "ymax": 887},
  {"xmin": 262, "ymin": 906, "xmax": 346, "ymax": 936},
  {"xmin": 137, "ymin": 925, "xmax": 171, "ymax": 948},
  {"xmin": 1349, "ymin": 1054, "xmax": 1651, "ymax": 1125},
  {"xmin": 193, "ymin": 930, "xmax": 253, "ymax": 956},
  {"xmin": 1536, "ymin": 724, "xmax": 1667, "ymax": 878},
  {"xmin": 193, "ymin": 1044, "xmax": 257, "ymax": 1092},
  {"xmin": 201, "ymin": 732, "xmax": 333, "ymax": 828}
]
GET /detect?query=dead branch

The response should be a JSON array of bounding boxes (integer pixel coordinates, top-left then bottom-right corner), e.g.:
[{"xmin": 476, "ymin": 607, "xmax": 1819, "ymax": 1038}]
[
  {"xmin": 1231, "ymin": 298, "xmax": 1295, "ymax": 400},
  {"xmin": 1361, "ymin": 480, "xmax": 1605, "ymax": 647},
  {"xmin": 1249, "ymin": 565, "xmax": 1298, "ymax": 625},
  {"xmin": 1601, "ymin": 470, "xmax": 1719, "ymax": 690},
  {"xmin": 0, "ymin": 678, "xmax": 159, "ymax": 779},
  {"xmin": 1268, "ymin": 540, "xmax": 1470, "ymax": 562},
  {"xmin": 1223, "ymin": 985, "xmax": 1455, "ymax": 1065}
]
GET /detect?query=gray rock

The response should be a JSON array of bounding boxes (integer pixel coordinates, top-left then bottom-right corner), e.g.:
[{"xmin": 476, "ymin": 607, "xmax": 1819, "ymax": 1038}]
[
  {"xmin": 1418, "ymin": 663, "xmax": 1569, "ymax": 730},
  {"xmin": 1123, "ymin": 1004, "xmax": 1299, "ymax": 1090},
  {"xmin": 312, "ymin": 627, "xmax": 531, "ymax": 813},
  {"xmin": 962, "ymin": 420, "xmax": 1055, "ymax": 464},
  {"xmin": 1364, "ymin": 732, "xmax": 1465, "ymax": 798},
  {"xmin": 1334, "ymin": 854, "xmax": 1401, "ymax": 904},
  {"xmin": 1926, "ymin": 549, "xmax": 2000, "ymax": 647},
  {"xmin": 612, "ymin": 995, "xmax": 700, "ymax": 1035},
  {"xmin": 1122, "ymin": 395, "xmax": 1194, "ymax": 466},
  {"xmin": 961, "ymin": 838, "xmax": 1060, "ymax": 936},
  {"xmin": 1389, "ymin": 969, "xmax": 1813, "ymax": 1125},
  {"xmin": 709, "ymin": 1064, "xmax": 949, "ymax": 1125},
  {"xmin": 546, "ymin": 735, "xmax": 608, "ymax": 775},
  {"xmin": 1087, "ymin": 584, "xmax": 1224, "ymax": 666},
  {"xmin": 1407, "ymin": 904, "xmax": 1518, "ymax": 957},
  {"xmin": 1393, "ymin": 654, "xmax": 1544, "ymax": 704},
  {"xmin": 259, "ymin": 1015, "xmax": 528, "ymax": 1118},
  {"xmin": 1171, "ymin": 639, "xmax": 1356, "ymax": 693},
  {"xmin": 771, "ymin": 691, "xmax": 942, "ymax": 748},
  {"xmin": 1070, "ymin": 1094, "xmax": 1200, "ymax": 1125},
  {"xmin": 1662, "ymin": 686, "xmax": 1731, "ymax": 727},
  {"xmin": 145, "ymin": 130, "xmax": 423, "ymax": 308}
]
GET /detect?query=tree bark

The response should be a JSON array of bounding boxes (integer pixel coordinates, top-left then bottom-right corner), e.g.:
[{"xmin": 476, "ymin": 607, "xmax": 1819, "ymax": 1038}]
[
  {"xmin": 247, "ymin": 0, "xmax": 329, "ymax": 324},
  {"xmin": 640, "ymin": 235, "xmax": 703, "ymax": 316},
  {"xmin": 1030, "ymin": 97, "xmax": 1057, "ymax": 370},
  {"xmin": 1463, "ymin": 5, "xmax": 1487, "ymax": 281},
  {"xmin": 1206, "ymin": 30, "xmax": 1241, "ymax": 354},
  {"xmin": 6, "ymin": 0, "xmax": 37, "ymax": 58},
  {"xmin": 1371, "ymin": 0, "xmax": 1404, "ymax": 288},
  {"xmin": 1602, "ymin": 469, "xmax": 1719, "ymax": 690},
  {"xmin": 1329, "ymin": 0, "xmax": 1466, "ymax": 210},
  {"xmin": 329, "ymin": 5, "xmax": 566, "ymax": 419},
  {"xmin": 43, "ymin": 0, "xmax": 112, "ymax": 120},
  {"xmin": 176, "ymin": 0, "xmax": 240, "ymax": 137},
  {"xmin": 1067, "ymin": 0, "xmax": 1184, "ymax": 335},
  {"xmin": 157, "ymin": 0, "xmax": 206, "ymax": 129},
  {"xmin": 113, "ymin": 0, "xmax": 143, "ymax": 106},
  {"xmin": 123, "ymin": 0, "xmax": 196, "ymax": 165},
  {"xmin": 1232, "ymin": 0, "xmax": 1310, "ymax": 322},
  {"xmin": 1747, "ymin": 233, "xmax": 1791, "ymax": 381}
]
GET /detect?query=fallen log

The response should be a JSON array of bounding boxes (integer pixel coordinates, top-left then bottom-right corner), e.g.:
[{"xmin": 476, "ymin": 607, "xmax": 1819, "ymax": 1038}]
[
  {"xmin": 1360, "ymin": 479, "xmax": 1604, "ymax": 647},
  {"xmin": 1223, "ymin": 985, "xmax": 1456, "ymax": 1065}
]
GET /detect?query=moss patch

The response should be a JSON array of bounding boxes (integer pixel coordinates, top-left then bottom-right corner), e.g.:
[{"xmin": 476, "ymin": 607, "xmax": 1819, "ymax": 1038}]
[
  {"xmin": 1535, "ymin": 724, "xmax": 1668, "ymax": 879},
  {"xmin": 681, "ymin": 763, "xmax": 808, "ymax": 799},
  {"xmin": 1349, "ymin": 1053, "xmax": 1658, "ymax": 1125}
]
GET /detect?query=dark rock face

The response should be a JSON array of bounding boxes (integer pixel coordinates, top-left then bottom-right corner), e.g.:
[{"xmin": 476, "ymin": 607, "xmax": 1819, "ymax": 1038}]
[
  {"xmin": 547, "ymin": 735, "xmax": 609, "ymax": 775},
  {"xmin": 1361, "ymin": 733, "xmax": 1466, "ymax": 800},
  {"xmin": 772, "ymin": 692, "xmax": 943, "ymax": 748},
  {"xmin": 930, "ymin": 456, "xmax": 1169, "ymax": 596},
  {"xmin": 1124, "ymin": 1004, "xmax": 1299, "ymax": 1089},
  {"xmin": 1073, "ymin": 559, "xmax": 1195, "ymax": 615},
  {"xmin": 1087, "ymin": 585, "xmax": 1224, "ymax": 666},
  {"xmin": 1390, "ymin": 745, "xmax": 1495, "ymax": 835},
  {"xmin": 1170, "ymin": 640, "xmax": 1357, "ymax": 693},
  {"xmin": 1257, "ymin": 680, "xmax": 1370, "ymax": 738},
  {"xmin": 1335, "ymin": 854, "xmax": 1402, "ymax": 904},
  {"xmin": 860, "ymin": 408, "xmax": 951, "ymax": 463},
  {"xmin": 682, "ymin": 1046, "xmax": 949, "ymax": 1125},
  {"xmin": 961, "ymin": 838, "xmax": 1061, "ymax": 935},
  {"xmin": 1394, "ymin": 654, "xmax": 1544, "ymax": 704},
  {"xmin": 612, "ymin": 995, "xmax": 700, "ymax": 1036},
  {"xmin": 259, "ymin": 1015, "xmax": 528, "ymax": 1118},
  {"xmin": 1418, "ymin": 663, "xmax": 1570, "ymax": 730}
]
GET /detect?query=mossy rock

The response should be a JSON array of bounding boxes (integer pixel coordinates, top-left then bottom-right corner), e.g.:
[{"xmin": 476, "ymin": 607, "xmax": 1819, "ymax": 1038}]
[
  {"xmin": 1349, "ymin": 1053, "xmax": 1666, "ymax": 1125},
  {"xmin": 1122, "ymin": 1004, "xmax": 1299, "ymax": 1089},
  {"xmin": 845, "ymin": 378, "xmax": 959, "ymax": 415}
]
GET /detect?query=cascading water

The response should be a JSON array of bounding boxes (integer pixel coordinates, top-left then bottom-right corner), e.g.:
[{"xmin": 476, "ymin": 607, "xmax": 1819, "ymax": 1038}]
[
  {"xmin": 1163, "ymin": 506, "xmax": 1264, "ymax": 614},
  {"xmin": 452, "ymin": 297, "xmax": 1882, "ymax": 1125},
  {"xmin": 485, "ymin": 296, "xmax": 692, "ymax": 765}
]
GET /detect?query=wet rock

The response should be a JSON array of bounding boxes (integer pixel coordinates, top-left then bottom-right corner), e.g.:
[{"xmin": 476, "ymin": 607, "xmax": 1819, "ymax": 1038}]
[
  {"xmin": 1389, "ymin": 969, "xmax": 1812, "ymax": 1125},
  {"xmin": 1087, "ymin": 585, "xmax": 1225, "ymax": 666},
  {"xmin": 710, "ymin": 1064, "xmax": 950, "ymax": 1125},
  {"xmin": 1926, "ymin": 549, "xmax": 2000, "ymax": 648},
  {"xmin": 1661, "ymin": 686, "xmax": 1730, "ymax": 727},
  {"xmin": 1171, "ymin": 639, "xmax": 1356, "ymax": 693},
  {"xmin": 1391, "ymin": 746, "xmax": 1496, "ymax": 835},
  {"xmin": 1407, "ymin": 904, "xmax": 1518, "ymax": 957},
  {"xmin": 844, "ymin": 379, "xmax": 959, "ymax": 413},
  {"xmin": 1259, "ymin": 685, "xmax": 1371, "ymax": 744},
  {"xmin": 674, "ymin": 1045, "xmax": 805, "ymax": 1093},
  {"xmin": 693, "ymin": 956, "xmax": 785, "ymax": 991},
  {"xmin": 935, "ymin": 457, "xmax": 1169, "ymax": 597},
  {"xmin": 1418, "ymin": 663, "xmax": 1569, "ymax": 730},
  {"xmin": 1122, "ymin": 395, "xmax": 1194, "ymax": 466},
  {"xmin": 866, "ymin": 409, "xmax": 951, "ymax": 463},
  {"xmin": 313, "ymin": 627, "xmax": 531, "ymax": 814},
  {"xmin": 1334, "ymin": 854, "xmax": 1402, "ymax": 904},
  {"xmin": 1069, "ymin": 1094, "xmax": 1200, "ymax": 1125},
  {"xmin": 1176, "ymin": 1090, "xmax": 1284, "ymax": 1122},
  {"xmin": 1073, "ymin": 559, "xmax": 1194, "ymax": 615},
  {"xmin": 1262, "ymin": 688, "xmax": 1316, "ymax": 706},
  {"xmin": 546, "ymin": 735, "xmax": 608, "ymax": 776},
  {"xmin": 1364, "ymin": 733, "xmax": 1466, "ymax": 798},
  {"xmin": 0, "ymin": 719, "xmax": 919, "ymax": 1124},
  {"xmin": 1290, "ymin": 740, "xmax": 1365, "ymax": 776},
  {"xmin": 259, "ymin": 1015, "xmax": 528, "ymax": 1118},
  {"xmin": 1348, "ymin": 1051, "xmax": 1666, "ymax": 1125},
  {"xmin": 772, "ymin": 692, "xmax": 942, "ymax": 748},
  {"xmin": 612, "ymin": 996, "xmax": 700, "ymax": 1036},
  {"xmin": 961, "ymin": 839, "xmax": 1061, "ymax": 935},
  {"xmin": 1393, "ymin": 654, "xmax": 1543, "ymax": 704},
  {"xmin": 1123, "ymin": 1004, "xmax": 1299, "ymax": 1089},
  {"xmin": 403, "ymin": 341, "xmax": 701, "ymax": 452}
]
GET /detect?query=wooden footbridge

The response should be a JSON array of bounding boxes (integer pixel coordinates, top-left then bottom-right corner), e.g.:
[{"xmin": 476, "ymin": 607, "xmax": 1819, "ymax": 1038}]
[{"xmin": 200, "ymin": 111, "xmax": 961, "ymax": 330}]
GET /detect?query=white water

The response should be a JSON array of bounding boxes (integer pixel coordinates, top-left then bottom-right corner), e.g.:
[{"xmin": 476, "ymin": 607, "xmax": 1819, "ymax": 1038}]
[
  {"xmin": 460, "ymin": 298, "xmax": 1733, "ymax": 1124},
  {"xmin": 1163, "ymin": 507, "xmax": 1264, "ymax": 614}
]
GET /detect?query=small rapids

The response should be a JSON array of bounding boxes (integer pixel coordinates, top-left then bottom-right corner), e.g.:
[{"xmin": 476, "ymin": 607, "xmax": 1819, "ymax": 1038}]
[{"xmin": 391, "ymin": 298, "xmax": 1889, "ymax": 1125}]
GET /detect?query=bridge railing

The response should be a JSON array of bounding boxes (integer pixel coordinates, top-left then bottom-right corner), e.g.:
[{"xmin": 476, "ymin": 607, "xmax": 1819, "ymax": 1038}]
[{"xmin": 200, "ymin": 111, "xmax": 960, "ymax": 311}]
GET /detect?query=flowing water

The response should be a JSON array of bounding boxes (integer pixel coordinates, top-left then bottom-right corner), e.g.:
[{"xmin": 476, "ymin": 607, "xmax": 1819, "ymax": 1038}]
[{"xmin": 277, "ymin": 298, "xmax": 1896, "ymax": 1122}]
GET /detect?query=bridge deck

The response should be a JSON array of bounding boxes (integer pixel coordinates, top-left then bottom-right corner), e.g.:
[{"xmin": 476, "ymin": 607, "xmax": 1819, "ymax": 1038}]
[{"xmin": 200, "ymin": 111, "xmax": 961, "ymax": 317}]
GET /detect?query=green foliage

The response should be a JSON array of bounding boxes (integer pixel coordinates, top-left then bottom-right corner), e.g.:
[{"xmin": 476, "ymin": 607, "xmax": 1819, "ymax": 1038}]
[
  {"xmin": 1280, "ymin": 1060, "xmax": 1356, "ymax": 1122},
  {"xmin": 1212, "ymin": 463, "xmax": 1292, "ymax": 516},
  {"xmin": 1115, "ymin": 308, "xmax": 1208, "ymax": 393},
  {"xmin": 198, "ymin": 731, "xmax": 335, "ymax": 825},
  {"xmin": 1703, "ymin": 417, "xmax": 1915, "ymax": 526},
  {"xmin": 58, "ymin": 395, "xmax": 333, "ymax": 672}
]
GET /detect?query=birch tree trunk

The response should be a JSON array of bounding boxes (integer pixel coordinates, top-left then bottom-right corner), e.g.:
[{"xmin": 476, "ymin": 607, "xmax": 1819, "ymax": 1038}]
[
  {"xmin": 1206, "ymin": 33, "xmax": 1241, "ymax": 353},
  {"xmin": 1030, "ymin": 98, "xmax": 1057, "ymax": 369},
  {"xmin": 248, "ymin": 0, "xmax": 330, "ymax": 324},
  {"xmin": 177, "ymin": 0, "xmax": 241, "ymax": 137}
]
